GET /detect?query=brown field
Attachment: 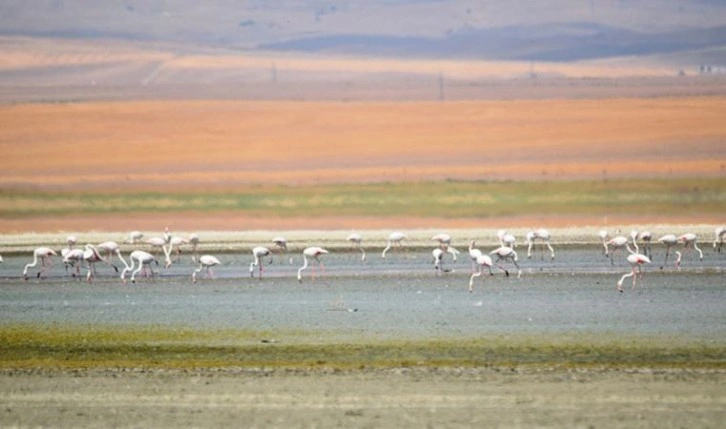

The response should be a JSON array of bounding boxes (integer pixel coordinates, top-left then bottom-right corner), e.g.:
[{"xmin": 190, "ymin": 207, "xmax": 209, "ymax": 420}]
[{"xmin": 2, "ymin": 97, "xmax": 724, "ymax": 189}]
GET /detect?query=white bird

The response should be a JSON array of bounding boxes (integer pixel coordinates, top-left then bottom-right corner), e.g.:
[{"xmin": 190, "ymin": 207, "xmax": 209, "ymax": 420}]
[
  {"xmin": 714, "ymin": 226, "xmax": 726, "ymax": 253},
  {"xmin": 167, "ymin": 236, "xmax": 190, "ymax": 264},
  {"xmin": 382, "ymin": 232, "xmax": 406, "ymax": 258},
  {"xmin": 432, "ymin": 248, "xmax": 450, "ymax": 275},
  {"xmin": 678, "ymin": 233, "xmax": 703, "ymax": 261},
  {"xmin": 431, "ymin": 233, "xmax": 452, "ymax": 247},
  {"xmin": 96, "ymin": 241, "xmax": 124, "ymax": 272},
  {"xmin": 23, "ymin": 247, "xmax": 57, "ymax": 280},
  {"xmin": 61, "ymin": 235, "xmax": 77, "ymax": 260},
  {"xmin": 605, "ymin": 235, "xmax": 629, "ymax": 265},
  {"xmin": 125, "ymin": 231, "xmax": 144, "ymax": 244},
  {"xmin": 489, "ymin": 246, "xmax": 521, "ymax": 278},
  {"xmin": 272, "ymin": 236, "xmax": 293, "ymax": 264},
  {"xmin": 250, "ymin": 246, "xmax": 272, "ymax": 279},
  {"xmin": 497, "ymin": 230, "xmax": 516, "ymax": 248},
  {"xmin": 638, "ymin": 231, "xmax": 653, "ymax": 258},
  {"xmin": 617, "ymin": 244, "xmax": 651, "ymax": 292},
  {"xmin": 657, "ymin": 234, "xmax": 679, "ymax": 268},
  {"xmin": 298, "ymin": 247, "xmax": 328, "ymax": 283},
  {"xmin": 526, "ymin": 229, "xmax": 555, "ymax": 260},
  {"xmin": 82, "ymin": 244, "xmax": 105, "ymax": 283},
  {"xmin": 598, "ymin": 230, "xmax": 609, "ymax": 255},
  {"xmin": 189, "ymin": 233, "xmax": 200, "ymax": 262},
  {"xmin": 469, "ymin": 253, "xmax": 494, "ymax": 293},
  {"xmin": 346, "ymin": 233, "xmax": 366, "ymax": 262},
  {"xmin": 62, "ymin": 248, "xmax": 85, "ymax": 277},
  {"xmin": 121, "ymin": 250, "xmax": 158, "ymax": 284},
  {"xmin": 192, "ymin": 255, "xmax": 221, "ymax": 283}
]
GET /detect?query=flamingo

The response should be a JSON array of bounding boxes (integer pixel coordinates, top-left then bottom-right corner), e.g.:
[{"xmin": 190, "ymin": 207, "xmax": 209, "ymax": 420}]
[
  {"xmin": 82, "ymin": 244, "xmax": 105, "ymax": 283},
  {"xmin": 489, "ymin": 246, "xmax": 521, "ymax": 278},
  {"xmin": 598, "ymin": 230, "xmax": 609, "ymax": 255},
  {"xmin": 714, "ymin": 226, "xmax": 726, "ymax": 253},
  {"xmin": 61, "ymin": 235, "xmax": 77, "ymax": 260},
  {"xmin": 23, "ymin": 247, "xmax": 57, "ymax": 280},
  {"xmin": 468, "ymin": 240, "xmax": 492, "ymax": 275},
  {"xmin": 674, "ymin": 251, "xmax": 682, "ymax": 270},
  {"xmin": 297, "ymin": 247, "xmax": 328, "ymax": 283},
  {"xmin": 616, "ymin": 244, "xmax": 651, "ymax": 292},
  {"xmin": 657, "ymin": 234, "xmax": 679, "ymax": 269},
  {"xmin": 431, "ymin": 233, "xmax": 452, "ymax": 248},
  {"xmin": 125, "ymin": 231, "xmax": 144, "ymax": 244},
  {"xmin": 678, "ymin": 233, "xmax": 703, "ymax": 262},
  {"xmin": 189, "ymin": 233, "xmax": 200, "ymax": 262},
  {"xmin": 432, "ymin": 248, "xmax": 453, "ymax": 275},
  {"xmin": 604, "ymin": 235, "xmax": 629, "ymax": 265},
  {"xmin": 250, "ymin": 246, "xmax": 272, "ymax": 279},
  {"xmin": 192, "ymin": 255, "xmax": 221, "ymax": 283},
  {"xmin": 167, "ymin": 236, "xmax": 190, "ymax": 264},
  {"xmin": 62, "ymin": 248, "xmax": 85, "ymax": 278},
  {"xmin": 526, "ymin": 229, "xmax": 555, "ymax": 260},
  {"xmin": 497, "ymin": 230, "xmax": 516, "ymax": 248},
  {"xmin": 382, "ymin": 232, "xmax": 406, "ymax": 258},
  {"xmin": 272, "ymin": 236, "xmax": 293, "ymax": 264},
  {"xmin": 121, "ymin": 250, "xmax": 158, "ymax": 284},
  {"xmin": 96, "ymin": 241, "xmax": 123, "ymax": 272},
  {"xmin": 347, "ymin": 233, "xmax": 366, "ymax": 262},
  {"xmin": 469, "ymin": 253, "xmax": 494, "ymax": 293},
  {"xmin": 638, "ymin": 231, "xmax": 653, "ymax": 258}
]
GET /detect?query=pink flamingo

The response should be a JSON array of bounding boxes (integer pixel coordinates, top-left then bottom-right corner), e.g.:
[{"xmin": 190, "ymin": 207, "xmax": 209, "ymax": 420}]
[
  {"xmin": 96, "ymin": 241, "xmax": 124, "ymax": 272},
  {"xmin": 526, "ymin": 229, "xmax": 554, "ymax": 260},
  {"xmin": 469, "ymin": 253, "xmax": 494, "ymax": 293},
  {"xmin": 678, "ymin": 233, "xmax": 703, "ymax": 262},
  {"xmin": 23, "ymin": 247, "xmax": 57, "ymax": 280},
  {"xmin": 714, "ymin": 226, "xmax": 725, "ymax": 253},
  {"xmin": 121, "ymin": 250, "xmax": 158, "ymax": 284},
  {"xmin": 272, "ymin": 236, "xmax": 293, "ymax": 264},
  {"xmin": 382, "ymin": 232, "xmax": 407, "ymax": 258},
  {"xmin": 192, "ymin": 255, "xmax": 221, "ymax": 283},
  {"xmin": 605, "ymin": 235, "xmax": 629, "ymax": 265},
  {"xmin": 657, "ymin": 234, "xmax": 678, "ymax": 269},
  {"xmin": 489, "ymin": 246, "xmax": 521, "ymax": 278},
  {"xmin": 347, "ymin": 233, "xmax": 366, "ymax": 262},
  {"xmin": 82, "ymin": 244, "xmax": 105, "ymax": 283},
  {"xmin": 298, "ymin": 247, "xmax": 328, "ymax": 283},
  {"xmin": 616, "ymin": 244, "xmax": 651, "ymax": 292},
  {"xmin": 598, "ymin": 230, "xmax": 609, "ymax": 255},
  {"xmin": 250, "ymin": 246, "xmax": 272, "ymax": 279},
  {"xmin": 62, "ymin": 248, "xmax": 85, "ymax": 278}
]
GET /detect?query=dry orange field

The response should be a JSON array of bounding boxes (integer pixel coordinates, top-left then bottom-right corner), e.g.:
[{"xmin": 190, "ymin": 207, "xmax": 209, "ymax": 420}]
[{"xmin": 2, "ymin": 97, "xmax": 724, "ymax": 189}]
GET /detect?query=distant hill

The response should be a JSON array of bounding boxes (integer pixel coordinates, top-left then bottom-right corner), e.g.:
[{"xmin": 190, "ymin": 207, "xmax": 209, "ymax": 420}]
[
  {"xmin": 1, "ymin": 1, "xmax": 726, "ymax": 63},
  {"xmin": 258, "ymin": 23, "xmax": 726, "ymax": 62}
]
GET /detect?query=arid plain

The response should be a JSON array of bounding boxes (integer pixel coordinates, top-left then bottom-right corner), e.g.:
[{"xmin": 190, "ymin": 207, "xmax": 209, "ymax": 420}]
[{"xmin": 1, "ymin": 36, "xmax": 726, "ymax": 428}]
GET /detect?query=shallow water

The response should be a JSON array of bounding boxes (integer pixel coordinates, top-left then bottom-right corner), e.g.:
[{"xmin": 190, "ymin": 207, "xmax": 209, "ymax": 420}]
[{"xmin": 1, "ymin": 247, "xmax": 724, "ymax": 342}]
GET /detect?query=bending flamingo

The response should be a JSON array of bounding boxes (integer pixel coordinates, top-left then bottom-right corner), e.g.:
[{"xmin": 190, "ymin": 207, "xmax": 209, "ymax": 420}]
[
  {"xmin": 82, "ymin": 244, "xmax": 105, "ymax": 283},
  {"xmin": 23, "ymin": 247, "xmax": 57, "ymax": 280},
  {"xmin": 678, "ymin": 233, "xmax": 703, "ymax": 262},
  {"xmin": 713, "ymin": 226, "xmax": 725, "ymax": 253},
  {"xmin": 250, "ymin": 246, "xmax": 272, "ymax": 279},
  {"xmin": 347, "ymin": 233, "xmax": 366, "ymax": 262},
  {"xmin": 121, "ymin": 250, "xmax": 158, "ymax": 284},
  {"xmin": 616, "ymin": 244, "xmax": 651, "ymax": 292},
  {"xmin": 489, "ymin": 246, "xmax": 521, "ymax": 278},
  {"xmin": 598, "ymin": 230, "xmax": 609, "ymax": 255},
  {"xmin": 604, "ymin": 235, "xmax": 629, "ymax": 266},
  {"xmin": 469, "ymin": 253, "xmax": 494, "ymax": 293},
  {"xmin": 192, "ymin": 255, "xmax": 221, "ymax": 283},
  {"xmin": 298, "ymin": 247, "xmax": 328, "ymax": 283},
  {"xmin": 497, "ymin": 230, "xmax": 516, "ymax": 248},
  {"xmin": 272, "ymin": 236, "xmax": 293, "ymax": 264},
  {"xmin": 382, "ymin": 232, "xmax": 407, "ymax": 258},
  {"xmin": 526, "ymin": 229, "xmax": 554, "ymax": 260}
]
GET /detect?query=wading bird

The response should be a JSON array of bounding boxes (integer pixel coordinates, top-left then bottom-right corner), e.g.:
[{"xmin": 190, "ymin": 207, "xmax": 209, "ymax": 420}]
[
  {"xmin": 469, "ymin": 253, "xmax": 494, "ymax": 293},
  {"xmin": 96, "ymin": 241, "xmax": 124, "ymax": 272},
  {"xmin": 23, "ymin": 247, "xmax": 57, "ymax": 280},
  {"xmin": 125, "ymin": 231, "xmax": 144, "ymax": 244},
  {"xmin": 714, "ymin": 226, "xmax": 726, "ymax": 253},
  {"xmin": 250, "ymin": 246, "xmax": 272, "ymax": 279},
  {"xmin": 121, "ymin": 250, "xmax": 158, "ymax": 284},
  {"xmin": 192, "ymin": 255, "xmax": 221, "ymax": 283},
  {"xmin": 497, "ymin": 230, "xmax": 516, "ymax": 248},
  {"xmin": 657, "ymin": 234, "xmax": 678, "ymax": 269},
  {"xmin": 489, "ymin": 246, "xmax": 521, "ymax": 278},
  {"xmin": 298, "ymin": 247, "xmax": 328, "ymax": 283},
  {"xmin": 616, "ymin": 244, "xmax": 651, "ymax": 292},
  {"xmin": 382, "ymin": 232, "xmax": 407, "ymax": 258},
  {"xmin": 526, "ymin": 229, "xmax": 555, "ymax": 260},
  {"xmin": 598, "ymin": 230, "xmax": 609, "ymax": 255},
  {"xmin": 605, "ymin": 234, "xmax": 629, "ymax": 266},
  {"xmin": 272, "ymin": 237, "xmax": 293, "ymax": 264},
  {"xmin": 189, "ymin": 233, "xmax": 200, "ymax": 262},
  {"xmin": 82, "ymin": 244, "xmax": 105, "ymax": 283},
  {"xmin": 678, "ymin": 233, "xmax": 703, "ymax": 262},
  {"xmin": 346, "ymin": 233, "xmax": 366, "ymax": 262}
]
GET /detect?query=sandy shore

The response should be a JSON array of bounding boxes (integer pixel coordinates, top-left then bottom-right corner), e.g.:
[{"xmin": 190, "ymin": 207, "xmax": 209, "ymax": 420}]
[{"xmin": 1, "ymin": 368, "xmax": 724, "ymax": 428}]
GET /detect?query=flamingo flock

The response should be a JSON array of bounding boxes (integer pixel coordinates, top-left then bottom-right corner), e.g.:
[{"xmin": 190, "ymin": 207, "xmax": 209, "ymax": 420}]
[{"xmin": 9, "ymin": 226, "xmax": 722, "ymax": 293}]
